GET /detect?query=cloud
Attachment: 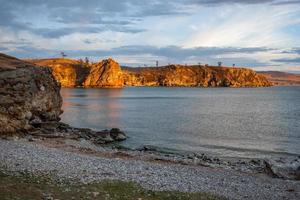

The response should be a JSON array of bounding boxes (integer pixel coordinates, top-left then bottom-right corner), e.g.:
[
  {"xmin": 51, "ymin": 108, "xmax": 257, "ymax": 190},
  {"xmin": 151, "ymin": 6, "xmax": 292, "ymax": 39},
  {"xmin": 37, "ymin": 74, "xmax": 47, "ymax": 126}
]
[
  {"xmin": 7, "ymin": 44, "xmax": 274, "ymax": 65},
  {"xmin": 280, "ymin": 48, "xmax": 300, "ymax": 54},
  {"xmin": 0, "ymin": 10, "xmax": 30, "ymax": 30},
  {"xmin": 1, "ymin": 0, "xmax": 299, "ymax": 40},
  {"xmin": 31, "ymin": 26, "xmax": 145, "ymax": 38},
  {"xmin": 52, "ymin": 45, "xmax": 272, "ymax": 60},
  {"xmin": 272, "ymin": 57, "xmax": 300, "ymax": 63},
  {"xmin": 0, "ymin": 0, "xmax": 147, "ymax": 38},
  {"xmin": 184, "ymin": 3, "xmax": 300, "ymax": 47},
  {"xmin": 271, "ymin": 0, "xmax": 300, "ymax": 5},
  {"xmin": 0, "ymin": 47, "xmax": 8, "ymax": 51},
  {"xmin": 49, "ymin": 8, "xmax": 133, "ymax": 25},
  {"xmin": 1, "ymin": 0, "xmax": 299, "ymax": 72},
  {"xmin": 187, "ymin": 0, "xmax": 300, "ymax": 5},
  {"xmin": 105, "ymin": 45, "xmax": 273, "ymax": 58}
]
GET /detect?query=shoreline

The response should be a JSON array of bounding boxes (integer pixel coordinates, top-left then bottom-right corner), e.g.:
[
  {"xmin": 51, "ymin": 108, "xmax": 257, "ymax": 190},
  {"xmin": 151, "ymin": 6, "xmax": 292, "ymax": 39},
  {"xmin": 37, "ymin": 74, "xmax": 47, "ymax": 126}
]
[{"xmin": 1, "ymin": 135, "xmax": 299, "ymax": 200}]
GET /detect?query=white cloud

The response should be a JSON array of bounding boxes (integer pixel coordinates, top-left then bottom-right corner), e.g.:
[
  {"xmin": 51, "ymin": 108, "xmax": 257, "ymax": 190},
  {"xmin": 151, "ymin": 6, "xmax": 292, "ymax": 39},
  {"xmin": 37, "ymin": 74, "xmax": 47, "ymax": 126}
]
[{"xmin": 183, "ymin": 4, "xmax": 300, "ymax": 48}]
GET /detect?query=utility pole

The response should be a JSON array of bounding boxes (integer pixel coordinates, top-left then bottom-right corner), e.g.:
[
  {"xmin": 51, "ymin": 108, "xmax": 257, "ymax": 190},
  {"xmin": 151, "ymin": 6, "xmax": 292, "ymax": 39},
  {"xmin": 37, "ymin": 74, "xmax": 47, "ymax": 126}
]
[
  {"xmin": 156, "ymin": 61, "xmax": 158, "ymax": 67},
  {"xmin": 61, "ymin": 52, "xmax": 67, "ymax": 58}
]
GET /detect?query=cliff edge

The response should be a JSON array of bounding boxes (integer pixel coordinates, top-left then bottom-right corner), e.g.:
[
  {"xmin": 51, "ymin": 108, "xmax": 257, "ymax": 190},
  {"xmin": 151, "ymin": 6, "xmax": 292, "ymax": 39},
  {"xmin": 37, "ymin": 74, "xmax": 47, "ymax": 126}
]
[
  {"xmin": 29, "ymin": 58, "xmax": 89, "ymax": 87},
  {"xmin": 28, "ymin": 58, "xmax": 271, "ymax": 88},
  {"xmin": 0, "ymin": 53, "xmax": 62, "ymax": 134},
  {"xmin": 123, "ymin": 65, "xmax": 271, "ymax": 87}
]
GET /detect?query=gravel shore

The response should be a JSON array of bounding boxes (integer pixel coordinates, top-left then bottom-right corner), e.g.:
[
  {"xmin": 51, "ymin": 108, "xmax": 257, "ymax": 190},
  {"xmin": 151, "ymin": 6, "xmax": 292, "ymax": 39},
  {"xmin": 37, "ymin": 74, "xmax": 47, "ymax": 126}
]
[{"xmin": 0, "ymin": 139, "xmax": 299, "ymax": 200}]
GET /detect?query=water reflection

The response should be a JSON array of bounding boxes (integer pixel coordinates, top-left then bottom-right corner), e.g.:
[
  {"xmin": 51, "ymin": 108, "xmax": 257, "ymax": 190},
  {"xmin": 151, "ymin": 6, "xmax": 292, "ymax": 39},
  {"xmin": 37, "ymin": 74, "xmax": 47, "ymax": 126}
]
[{"xmin": 61, "ymin": 88, "xmax": 123, "ymax": 129}]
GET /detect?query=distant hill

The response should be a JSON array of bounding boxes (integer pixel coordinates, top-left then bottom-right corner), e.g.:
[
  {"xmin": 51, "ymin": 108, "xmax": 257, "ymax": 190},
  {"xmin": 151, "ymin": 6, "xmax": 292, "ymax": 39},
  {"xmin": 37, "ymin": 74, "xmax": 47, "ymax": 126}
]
[
  {"xmin": 26, "ymin": 57, "xmax": 271, "ymax": 88},
  {"xmin": 257, "ymin": 71, "xmax": 300, "ymax": 86}
]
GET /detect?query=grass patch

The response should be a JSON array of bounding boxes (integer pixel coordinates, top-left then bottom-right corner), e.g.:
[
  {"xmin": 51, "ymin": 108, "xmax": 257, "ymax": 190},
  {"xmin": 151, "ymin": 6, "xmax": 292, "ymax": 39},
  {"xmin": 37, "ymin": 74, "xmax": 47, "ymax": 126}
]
[{"xmin": 0, "ymin": 170, "xmax": 226, "ymax": 200}]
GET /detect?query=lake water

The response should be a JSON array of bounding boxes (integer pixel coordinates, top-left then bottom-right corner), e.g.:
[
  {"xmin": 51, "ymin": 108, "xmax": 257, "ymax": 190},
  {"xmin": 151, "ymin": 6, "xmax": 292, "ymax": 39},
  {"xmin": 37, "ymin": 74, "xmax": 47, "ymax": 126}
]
[{"xmin": 61, "ymin": 87, "xmax": 300, "ymax": 159}]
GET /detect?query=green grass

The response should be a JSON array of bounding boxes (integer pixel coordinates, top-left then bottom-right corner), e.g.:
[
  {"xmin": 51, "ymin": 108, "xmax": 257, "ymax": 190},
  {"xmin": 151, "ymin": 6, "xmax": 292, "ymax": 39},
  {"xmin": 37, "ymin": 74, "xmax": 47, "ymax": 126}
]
[{"xmin": 0, "ymin": 170, "xmax": 226, "ymax": 200}]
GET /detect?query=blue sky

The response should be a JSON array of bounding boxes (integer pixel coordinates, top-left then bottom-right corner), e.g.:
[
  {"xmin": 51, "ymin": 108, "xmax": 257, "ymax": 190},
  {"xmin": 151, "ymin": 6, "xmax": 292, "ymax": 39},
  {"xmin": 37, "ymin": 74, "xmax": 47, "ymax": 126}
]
[{"xmin": 0, "ymin": 0, "xmax": 300, "ymax": 72}]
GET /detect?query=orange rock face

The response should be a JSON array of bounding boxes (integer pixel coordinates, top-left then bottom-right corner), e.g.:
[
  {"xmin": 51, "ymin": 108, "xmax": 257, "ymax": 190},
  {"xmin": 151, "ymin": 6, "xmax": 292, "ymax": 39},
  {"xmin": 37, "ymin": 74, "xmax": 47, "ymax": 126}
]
[
  {"xmin": 29, "ymin": 58, "xmax": 89, "ymax": 87},
  {"xmin": 122, "ymin": 65, "xmax": 272, "ymax": 87},
  {"xmin": 83, "ymin": 58, "xmax": 124, "ymax": 88},
  {"xmin": 28, "ymin": 58, "xmax": 271, "ymax": 88}
]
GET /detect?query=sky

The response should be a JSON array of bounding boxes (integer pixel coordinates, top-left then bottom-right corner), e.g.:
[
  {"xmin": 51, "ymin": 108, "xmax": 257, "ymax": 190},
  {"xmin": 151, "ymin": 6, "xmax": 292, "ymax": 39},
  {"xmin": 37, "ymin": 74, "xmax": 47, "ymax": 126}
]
[{"xmin": 0, "ymin": 0, "xmax": 300, "ymax": 72}]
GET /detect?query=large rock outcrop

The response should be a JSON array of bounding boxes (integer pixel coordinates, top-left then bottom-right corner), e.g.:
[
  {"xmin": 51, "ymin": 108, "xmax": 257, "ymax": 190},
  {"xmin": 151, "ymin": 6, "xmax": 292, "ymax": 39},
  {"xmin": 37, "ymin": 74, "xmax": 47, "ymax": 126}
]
[
  {"xmin": 83, "ymin": 58, "xmax": 124, "ymax": 88},
  {"xmin": 122, "ymin": 65, "xmax": 271, "ymax": 87},
  {"xmin": 28, "ymin": 58, "xmax": 271, "ymax": 88},
  {"xmin": 0, "ymin": 53, "xmax": 62, "ymax": 135},
  {"xmin": 29, "ymin": 58, "xmax": 89, "ymax": 87}
]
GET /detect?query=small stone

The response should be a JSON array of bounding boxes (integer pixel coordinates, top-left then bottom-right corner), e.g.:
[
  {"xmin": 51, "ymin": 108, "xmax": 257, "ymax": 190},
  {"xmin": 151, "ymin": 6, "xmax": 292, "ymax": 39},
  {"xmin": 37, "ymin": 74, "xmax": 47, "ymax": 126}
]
[
  {"xmin": 92, "ymin": 192, "xmax": 100, "ymax": 197},
  {"xmin": 109, "ymin": 128, "xmax": 127, "ymax": 141}
]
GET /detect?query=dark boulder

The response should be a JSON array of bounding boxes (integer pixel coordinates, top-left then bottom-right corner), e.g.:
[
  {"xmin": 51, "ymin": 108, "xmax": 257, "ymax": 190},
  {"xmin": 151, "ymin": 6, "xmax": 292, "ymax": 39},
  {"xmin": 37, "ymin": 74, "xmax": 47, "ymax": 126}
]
[{"xmin": 0, "ymin": 53, "xmax": 62, "ymax": 135}]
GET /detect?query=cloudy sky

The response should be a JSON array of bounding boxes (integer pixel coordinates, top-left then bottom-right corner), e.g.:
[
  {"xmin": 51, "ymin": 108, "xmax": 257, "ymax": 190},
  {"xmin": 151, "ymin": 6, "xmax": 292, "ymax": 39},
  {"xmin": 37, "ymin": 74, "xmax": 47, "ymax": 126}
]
[{"xmin": 1, "ymin": 0, "xmax": 300, "ymax": 72}]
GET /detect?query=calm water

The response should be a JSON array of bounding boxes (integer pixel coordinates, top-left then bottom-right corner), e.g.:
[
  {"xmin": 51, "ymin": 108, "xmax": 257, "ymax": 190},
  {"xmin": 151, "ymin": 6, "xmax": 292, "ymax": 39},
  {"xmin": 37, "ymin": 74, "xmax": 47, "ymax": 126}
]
[{"xmin": 61, "ymin": 87, "xmax": 300, "ymax": 158}]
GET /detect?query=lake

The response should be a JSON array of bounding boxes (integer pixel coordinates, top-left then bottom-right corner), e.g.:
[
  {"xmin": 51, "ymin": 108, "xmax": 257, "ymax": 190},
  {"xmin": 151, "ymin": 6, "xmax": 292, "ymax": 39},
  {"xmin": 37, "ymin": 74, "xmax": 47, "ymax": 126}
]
[{"xmin": 61, "ymin": 87, "xmax": 300, "ymax": 159}]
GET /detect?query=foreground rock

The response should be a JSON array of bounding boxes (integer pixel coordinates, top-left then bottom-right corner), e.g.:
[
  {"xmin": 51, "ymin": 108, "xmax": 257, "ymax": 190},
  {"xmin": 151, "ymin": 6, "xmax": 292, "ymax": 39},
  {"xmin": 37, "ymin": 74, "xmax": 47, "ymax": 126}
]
[
  {"xmin": 0, "ymin": 53, "xmax": 127, "ymax": 144},
  {"xmin": 0, "ymin": 53, "xmax": 62, "ymax": 135},
  {"xmin": 27, "ymin": 121, "xmax": 127, "ymax": 144},
  {"xmin": 264, "ymin": 157, "xmax": 300, "ymax": 180}
]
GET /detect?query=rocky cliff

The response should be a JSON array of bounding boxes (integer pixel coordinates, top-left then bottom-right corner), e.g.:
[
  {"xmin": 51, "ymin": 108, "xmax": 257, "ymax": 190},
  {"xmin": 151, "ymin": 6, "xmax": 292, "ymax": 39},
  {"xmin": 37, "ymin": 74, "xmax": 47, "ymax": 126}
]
[
  {"xmin": 29, "ymin": 58, "xmax": 90, "ymax": 87},
  {"xmin": 0, "ymin": 53, "xmax": 127, "ymax": 141},
  {"xmin": 123, "ymin": 65, "xmax": 271, "ymax": 87},
  {"xmin": 83, "ymin": 58, "xmax": 124, "ymax": 88},
  {"xmin": 0, "ymin": 53, "xmax": 62, "ymax": 135},
  {"xmin": 30, "ymin": 58, "xmax": 124, "ymax": 88},
  {"xmin": 28, "ymin": 58, "xmax": 271, "ymax": 88}
]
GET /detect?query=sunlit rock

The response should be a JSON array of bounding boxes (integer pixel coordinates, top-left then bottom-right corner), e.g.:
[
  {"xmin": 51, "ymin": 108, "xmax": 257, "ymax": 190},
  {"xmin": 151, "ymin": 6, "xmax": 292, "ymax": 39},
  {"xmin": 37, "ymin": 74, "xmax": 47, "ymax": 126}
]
[{"xmin": 84, "ymin": 58, "xmax": 124, "ymax": 88}]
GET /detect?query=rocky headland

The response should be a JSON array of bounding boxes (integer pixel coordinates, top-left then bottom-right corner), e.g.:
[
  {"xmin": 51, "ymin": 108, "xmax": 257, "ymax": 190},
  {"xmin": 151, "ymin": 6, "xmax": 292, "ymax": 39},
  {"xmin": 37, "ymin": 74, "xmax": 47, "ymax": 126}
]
[
  {"xmin": 27, "ymin": 58, "xmax": 90, "ymax": 87},
  {"xmin": 123, "ymin": 65, "xmax": 271, "ymax": 87},
  {"xmin": 29, "ymin": 57, "xmax": 272, "ymax": 88}
]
